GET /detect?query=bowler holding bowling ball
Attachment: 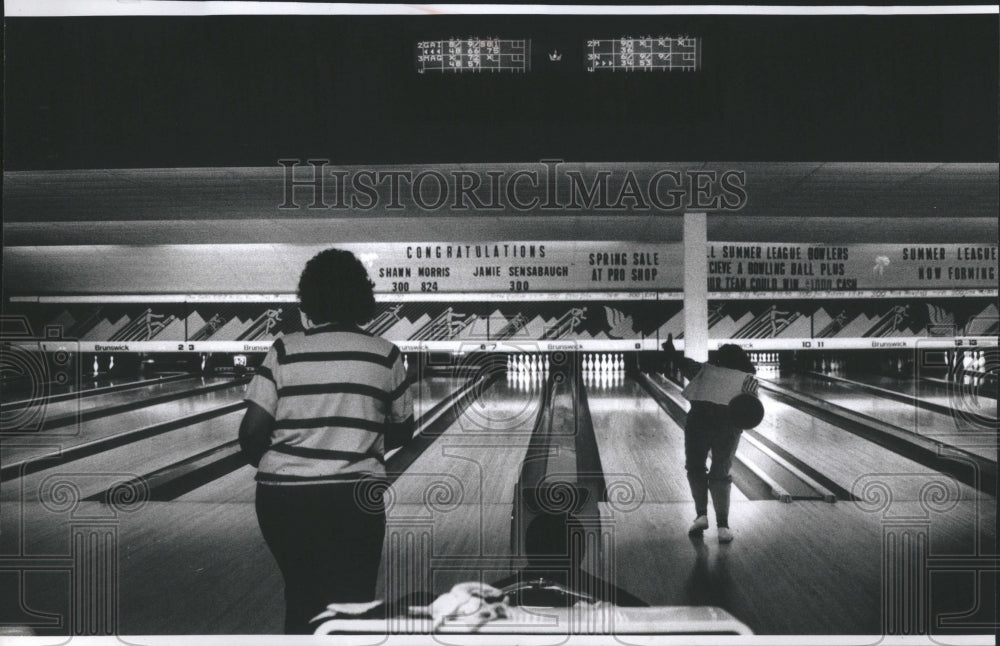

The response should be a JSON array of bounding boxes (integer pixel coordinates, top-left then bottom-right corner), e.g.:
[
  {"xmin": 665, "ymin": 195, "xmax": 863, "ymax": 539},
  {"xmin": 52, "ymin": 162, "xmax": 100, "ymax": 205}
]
[{"xmin": 662, "ymin": 334, "xmax": 763, "ymax": 543}]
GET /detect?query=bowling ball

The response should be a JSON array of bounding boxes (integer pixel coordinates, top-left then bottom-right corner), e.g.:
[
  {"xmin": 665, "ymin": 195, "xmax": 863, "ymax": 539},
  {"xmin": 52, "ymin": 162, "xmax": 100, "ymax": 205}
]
[{"xmin": 728, "ymin": 393, "xmax": 764, "ymax": 429}]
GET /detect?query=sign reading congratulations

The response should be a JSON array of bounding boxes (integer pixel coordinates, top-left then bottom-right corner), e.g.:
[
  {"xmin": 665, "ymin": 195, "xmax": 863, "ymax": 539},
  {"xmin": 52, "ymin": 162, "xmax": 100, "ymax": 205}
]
[{"xmin": 363, "ymin": 242, "xmax": 683, "ymax": 293}]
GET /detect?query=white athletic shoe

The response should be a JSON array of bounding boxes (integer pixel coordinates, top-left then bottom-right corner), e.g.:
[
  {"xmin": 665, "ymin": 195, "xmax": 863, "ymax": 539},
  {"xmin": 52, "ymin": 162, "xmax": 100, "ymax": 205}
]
[
  {"xmin": 717, "ymin": 527, "xmax": 734, "ymax": 543},
  {"xmin": 688, "ymin": 515, "xmax": 709, "ymax": 534}
]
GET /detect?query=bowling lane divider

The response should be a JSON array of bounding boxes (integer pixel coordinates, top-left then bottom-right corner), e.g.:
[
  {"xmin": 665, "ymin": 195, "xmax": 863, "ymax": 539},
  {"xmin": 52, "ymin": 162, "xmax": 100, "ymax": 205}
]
[
  {"xmin": 2, "ymin": 376, "xmax": 249, "ymax": 433},
  {"xmin": 85, "ymin": 369, "xmax": 502, "ymax": 502},
  {"xmin": 759, "ymin": 379, "xmax": 997, "ymax": 497},
  {"xmin": 1, "ymin": 372, "xmax": 197, "ymax": 412},
  {"xmin": 803, "ymin": 370, "xmax": 982, "ymax": 421},
  {"xmin": 0, "ymin": 399, "xmax": 248, "ymax": 482}
]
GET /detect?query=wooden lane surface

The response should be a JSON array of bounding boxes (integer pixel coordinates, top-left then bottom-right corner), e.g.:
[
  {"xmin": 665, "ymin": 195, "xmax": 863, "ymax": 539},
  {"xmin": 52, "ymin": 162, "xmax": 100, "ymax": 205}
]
[
  {"xmin": 6, "ymin": 373, "xmax": 992, "ymax": 635},
  {"xmin": 782, "ymin": 374, "xmax": 997, "ymax": 461},
  {"xmin": 377, "ymin": 503, "xmax": 520, "ymax": 601},
  {"xmin": 7, "ymin": 376, "xmax": 225, "ymax": 426},
  {"xmin": 174, "ymin": 376, "xmax": 473, "ymax": 504},
  {"xmin": 3, "ymin": 494, "xmax": 992, "ymax": 635},
  {"xmin": 2, "ymin": 382, "xmax": 248, "ymax": 465},
  {"xmin": 851, "ymin": 372, "xmax": 999, "ymax": 414},
  {"xmin": 0, "ymin": 500, "xmax": 284, "ymax": 635},
  {"xmin": 587, "ymin": 377, "xmax": 749, "ymax": 503},
  {"xmin": 388, "ymin": 378, "xmax": 541, "ymax": 507},
  {"xmin": 755, "ymin": 393, "xmax": 989, "ymax": 504},
  {"xmin": 0, "ymin": 411, "xmax": 245, "ymax": 504},
  {"xmin": 595, "ymin": 497, "xmax": 995, "ymax": 634},
  {"xmin": 0, "ymin": 374, "xmax": 124, "ymax": 406},
  {"xmin": 374, "ymin": 378, "xmax": 542, "ymax": 599}
]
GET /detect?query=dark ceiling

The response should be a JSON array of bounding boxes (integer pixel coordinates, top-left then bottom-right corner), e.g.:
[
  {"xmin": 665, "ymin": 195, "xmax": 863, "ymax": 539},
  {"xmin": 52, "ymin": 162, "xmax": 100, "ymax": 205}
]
[{"xmin": 4, "ymin": 13, "xmax": 997, "ymax": 169}]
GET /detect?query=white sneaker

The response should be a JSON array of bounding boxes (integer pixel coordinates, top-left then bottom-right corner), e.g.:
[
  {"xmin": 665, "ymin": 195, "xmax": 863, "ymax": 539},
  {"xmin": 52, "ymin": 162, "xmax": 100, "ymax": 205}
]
[
  {"xmin": 688, "ymin": 515, "xmax": 709, "ymax": 534},
  {"xmin": 717, "ymin": 527, "xmax": 734, "ymax": 543}
]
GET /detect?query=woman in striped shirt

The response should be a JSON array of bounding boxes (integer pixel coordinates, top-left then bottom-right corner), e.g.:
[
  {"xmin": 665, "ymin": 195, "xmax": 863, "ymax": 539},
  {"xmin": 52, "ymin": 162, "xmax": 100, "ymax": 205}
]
[{"xmin": 239, "ymin": 249, "xmax": 414, "ymax": 633}]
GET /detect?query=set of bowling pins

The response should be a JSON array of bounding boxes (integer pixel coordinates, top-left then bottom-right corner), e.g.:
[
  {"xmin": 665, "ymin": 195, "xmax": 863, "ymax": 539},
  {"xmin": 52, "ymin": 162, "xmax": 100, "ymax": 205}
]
[
  {"xmin": 583, "ymin": 366, "xmax": 624, "ymax": 389},
  {"xmin": 811, "ymin": 355, "xmax": 844, "ymax": 374},
  {"xmin": 581, "ymin": 353, "xmax": 624, "ymax": 374},
  {"xmin": 506, "ymin": 353, "xmax": 550, "ymax": 375},
  {"xmin": 92, "ymin": 355, "xmax": 115, "ymax": 377},
  {"xmin": 960, "ymin": 350, "xmax": 987, "ymax": 372},
  {"xmin": 959, "ymin": 350, "xmax": 989, "ymax": 385},
  {"xmin": 750, "ymin": 352, "xmax": 780, "ymax": 377},
  {"xmin": 507, "ymin": 354, "xmax": 547, "ymax": 390}
]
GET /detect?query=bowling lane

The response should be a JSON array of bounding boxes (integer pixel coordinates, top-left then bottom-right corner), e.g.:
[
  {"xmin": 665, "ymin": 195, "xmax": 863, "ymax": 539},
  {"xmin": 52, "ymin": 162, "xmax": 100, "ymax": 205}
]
[
  {"xmin": 389, "ymin": 377, "xmax": 541, "ymax": 504},
  {"xmin": 175, "ymin": 375, "xmax": 474, "ymax": 503},
  {"xmin": 1, "ymin": 376, "xmax": 117, "ymax": 406},
  {"xmin": 376, "ymin": 376, "xmax": 542, "ymax": 585},
  {"xmin": 843, "ymin": 372, "xmax": 998, "ymax": 418},
  {"xmin": 588, "ymin": 376, "xmax": 748, "ymax": 502},
  {"xmin": 753, "ymin": 391, "xmax": 987, "ymax": 502},
  {"xmin": 776, "ymin": 374, "xmax": 997, "ymax": 461},
  {"xmin": 1, "ymin": 410, "xmax": 245, "ymax": 503},
  {"xmin": 2, "ymin": 381, "xmax": 248, "ymax": 466},
  {"xmin": 4, "ymin": 376, "xmax": 232, "ymax": 428}
]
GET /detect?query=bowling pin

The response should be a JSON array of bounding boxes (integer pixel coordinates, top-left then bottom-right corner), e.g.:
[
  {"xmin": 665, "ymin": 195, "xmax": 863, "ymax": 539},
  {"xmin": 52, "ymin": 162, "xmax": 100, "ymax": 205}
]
[
  {"xmin": 93, "ymin": 356, "xmax": 99, "ymax": 377},
  {"xmin": 109, "ymin": 356, "xmax": 115, "ymax": 371}
]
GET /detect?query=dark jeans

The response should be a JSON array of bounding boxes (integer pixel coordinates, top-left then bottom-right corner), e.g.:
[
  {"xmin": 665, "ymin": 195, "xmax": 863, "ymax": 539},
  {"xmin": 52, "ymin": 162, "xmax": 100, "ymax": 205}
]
[
  {"xmin": 255, "ymin": 482, "xmax": 386, "ymax": 634},
  {"xmin": 684, "ymin": 403, "xmax": 743, "ymax": 527}
]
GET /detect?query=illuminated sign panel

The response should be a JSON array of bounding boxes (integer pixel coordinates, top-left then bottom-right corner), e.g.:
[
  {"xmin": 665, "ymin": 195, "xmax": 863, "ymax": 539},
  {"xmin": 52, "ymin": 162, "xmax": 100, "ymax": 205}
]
[
  {"xmin": 362, "ymin": 242, "xmax": 682, "ymax": 293},
  {"xmin": 707, "ymin": 243, "xmax": 998, "ymax": 292},
  {"xmin": 417, "ymin": 39, "xmax": 530, "ymax": 73},
  {"xmin": 586, "ymin": 36, "xmax": 700, "ymax": 72}
]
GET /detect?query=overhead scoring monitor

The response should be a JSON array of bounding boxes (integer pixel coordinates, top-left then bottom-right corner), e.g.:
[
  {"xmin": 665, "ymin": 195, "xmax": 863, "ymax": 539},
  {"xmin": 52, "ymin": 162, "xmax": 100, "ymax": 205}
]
[
  {"xmin": 416, "ymin": 38, "xmax": 531, "ymax": 73},
  {"xmin": 586, "ymin": 36, "xmax": 700, "ymax": 72}
]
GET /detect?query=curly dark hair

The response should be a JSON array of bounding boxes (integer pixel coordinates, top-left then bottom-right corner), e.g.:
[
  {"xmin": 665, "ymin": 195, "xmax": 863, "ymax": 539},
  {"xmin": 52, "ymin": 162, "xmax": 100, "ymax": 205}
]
[
  {"xmin": 711, "ymin": 344, "xmax": 757, "ymax": 375},
  {"xmin": 297, "ymin": 248, "xmax": 376, "ymax": 326}
]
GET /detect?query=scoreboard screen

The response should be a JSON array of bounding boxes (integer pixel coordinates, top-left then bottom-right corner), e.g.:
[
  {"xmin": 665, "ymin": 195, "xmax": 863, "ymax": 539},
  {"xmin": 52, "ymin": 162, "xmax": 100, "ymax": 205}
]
[
  {"xmin": 416, "ymin": 38, "xmax": 531, "ymax": 73},
  {"xmin": 586, "ymin": 36, "xmax": 700, "ymax": 72}
]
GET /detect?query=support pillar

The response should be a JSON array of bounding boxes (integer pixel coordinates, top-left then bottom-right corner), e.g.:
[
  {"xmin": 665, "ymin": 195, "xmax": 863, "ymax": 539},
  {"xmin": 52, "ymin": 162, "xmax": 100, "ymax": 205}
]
[{"xmin": 683, "ymin": 212, "xmax": 709, "ymax": 362}]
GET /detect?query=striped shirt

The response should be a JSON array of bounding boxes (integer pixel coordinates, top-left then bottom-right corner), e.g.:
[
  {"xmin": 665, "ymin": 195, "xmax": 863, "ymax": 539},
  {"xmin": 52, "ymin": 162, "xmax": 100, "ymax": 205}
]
[{"xmin": 244, "ymin": 323, "xmax": 413, "ymax": 485}]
